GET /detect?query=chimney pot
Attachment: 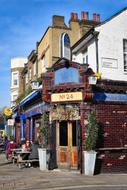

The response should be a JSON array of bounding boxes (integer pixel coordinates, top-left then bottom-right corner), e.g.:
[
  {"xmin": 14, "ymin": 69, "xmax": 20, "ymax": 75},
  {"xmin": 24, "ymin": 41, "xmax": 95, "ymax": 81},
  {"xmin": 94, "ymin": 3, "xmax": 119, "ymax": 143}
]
[
  {"xmin": 81, "ymin": 11, "xmax": 85, "ymax": 20},
  {"xmin": 71, "ymin": 12, "xmax": 74, "ymax": 20},
  {"xmin": 93, "ymin": 13, "xmax": 97, "ymax": 21},
  {"xmin": 97, "ymin": 14, "xmax": 100, "ymax": 22},
  {"xmin": 85, "ymin": 12, "xmax": 89, "ymax": 20}
]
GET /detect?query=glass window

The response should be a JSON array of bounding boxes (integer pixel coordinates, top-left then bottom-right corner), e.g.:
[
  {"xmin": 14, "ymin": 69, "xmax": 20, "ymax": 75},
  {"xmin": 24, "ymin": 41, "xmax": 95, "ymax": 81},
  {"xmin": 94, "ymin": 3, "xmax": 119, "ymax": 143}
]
[
  {"xmin": 29, "ymin": 68, "xmax": 32, "ymax": 80},
  {"xmin": 25, "ymin": 73, "xmax": 28, "ymax": 84},
  {"xmin": 123, "ymin": 39, "xmax": 127, "ymax": 72},
  {"xmin": 13, "ymin": 94, "xmax": 18, "ymax": 101},
  {"xmin": 59, "ymin": 121, "xmax": 68, "ymax": 146},
  {"xmin": 72, "ymin": 121, "xmax": 77, "ymax": 146},
  {"xmin": 33, "ymin": 61, "xmax": 36, "ymax": 76},
  {"xmin": 82, "ymin": 49, "xmax": 88, "ymax": 64},
  {"xmin": 55, "ymin": 67, "xmax": 79, "ymax": 84},
  {"xmin": 61, "ymin": 33, "xmax": 71, "ymax": 60},
  {"xmin": 12, "ymin": 72, "xmax": 18, "ymax": 86}
]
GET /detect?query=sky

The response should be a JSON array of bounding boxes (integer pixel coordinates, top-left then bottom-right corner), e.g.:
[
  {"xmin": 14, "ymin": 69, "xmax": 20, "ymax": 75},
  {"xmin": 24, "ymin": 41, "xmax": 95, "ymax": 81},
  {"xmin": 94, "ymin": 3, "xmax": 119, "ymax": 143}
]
[{"xmin": 0, "ymin": 0, "xmax": 127, "ymax": 109}]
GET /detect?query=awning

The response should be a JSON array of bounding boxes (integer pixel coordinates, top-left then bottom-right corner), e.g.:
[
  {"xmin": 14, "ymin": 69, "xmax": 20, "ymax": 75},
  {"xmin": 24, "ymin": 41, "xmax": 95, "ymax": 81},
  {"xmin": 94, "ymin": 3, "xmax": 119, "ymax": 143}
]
[
  {"xmin": 20, "ymin": 90, "xmax": 41, "ymax": 107},
  {"xmin": 93, "ymin": 93, "xmax": 127, "ymax": 102},
  {"xmin": 25, "ymin": 102, "xmax": 49, "ymax": 117}
]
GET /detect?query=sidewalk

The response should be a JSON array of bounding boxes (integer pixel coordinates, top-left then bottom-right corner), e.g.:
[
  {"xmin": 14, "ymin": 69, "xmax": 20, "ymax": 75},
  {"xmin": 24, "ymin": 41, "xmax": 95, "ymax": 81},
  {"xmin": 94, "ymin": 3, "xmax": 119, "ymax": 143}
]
[{"xmin": 0, "ymin": 153, "xmax": 127, "ymax": 190}]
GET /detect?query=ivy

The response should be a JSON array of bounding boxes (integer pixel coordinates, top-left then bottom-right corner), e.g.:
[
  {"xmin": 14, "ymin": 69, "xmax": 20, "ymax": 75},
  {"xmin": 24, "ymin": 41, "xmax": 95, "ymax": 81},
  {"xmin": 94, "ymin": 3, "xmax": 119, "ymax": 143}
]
[{"xmin": 16, "ymin": 85, "xmax": 32, "ymax": 105}]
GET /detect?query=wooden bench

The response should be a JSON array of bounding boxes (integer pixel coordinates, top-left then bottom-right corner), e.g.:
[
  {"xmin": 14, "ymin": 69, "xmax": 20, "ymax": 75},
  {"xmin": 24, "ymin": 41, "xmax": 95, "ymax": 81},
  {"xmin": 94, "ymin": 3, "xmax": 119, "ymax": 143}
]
[{"xmin": 18, "ymin": 159, "xmax": 39, "ymax": 169}]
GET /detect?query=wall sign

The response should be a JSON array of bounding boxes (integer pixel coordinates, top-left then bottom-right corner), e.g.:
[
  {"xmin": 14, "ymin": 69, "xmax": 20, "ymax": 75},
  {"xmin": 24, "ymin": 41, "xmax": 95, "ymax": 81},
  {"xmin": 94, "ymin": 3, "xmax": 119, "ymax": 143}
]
[{"xmin": 51, "ymin": 92, "xmax": 83, "ymax": 102}]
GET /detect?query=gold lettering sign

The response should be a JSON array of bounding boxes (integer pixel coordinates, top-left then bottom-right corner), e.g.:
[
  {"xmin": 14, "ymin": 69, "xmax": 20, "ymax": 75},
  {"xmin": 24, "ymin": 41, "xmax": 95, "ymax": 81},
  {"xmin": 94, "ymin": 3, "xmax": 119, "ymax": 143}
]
[{"xmin": 51, "ymin": 92, "xmax": 82, "ymax": 102}]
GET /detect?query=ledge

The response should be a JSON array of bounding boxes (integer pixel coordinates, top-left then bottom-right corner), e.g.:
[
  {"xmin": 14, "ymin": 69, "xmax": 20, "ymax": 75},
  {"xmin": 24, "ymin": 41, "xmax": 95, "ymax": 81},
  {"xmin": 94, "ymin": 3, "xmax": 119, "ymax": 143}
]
[{"xmin": 97, "ymin": 147, "xmax": 127, "ymax": 151}]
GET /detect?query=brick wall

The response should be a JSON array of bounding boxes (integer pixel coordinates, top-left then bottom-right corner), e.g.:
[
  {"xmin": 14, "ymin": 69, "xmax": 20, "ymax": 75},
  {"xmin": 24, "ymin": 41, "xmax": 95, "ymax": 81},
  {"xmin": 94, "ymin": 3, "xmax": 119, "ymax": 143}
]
[{"xmin": 96, "ymin": 103, "xmax": 127, "ymax": 173}]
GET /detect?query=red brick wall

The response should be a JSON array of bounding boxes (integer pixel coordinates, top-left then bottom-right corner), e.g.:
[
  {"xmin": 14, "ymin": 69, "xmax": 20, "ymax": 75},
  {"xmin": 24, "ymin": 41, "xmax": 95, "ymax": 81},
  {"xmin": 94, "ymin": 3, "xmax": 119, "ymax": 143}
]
[
  {"xmin": 96, "ymin": 103, "xmax": 127, "ymax": 173},
  {"xmin": 84, "ymin": 103, "xmax": 127, "ymax": 173},
  {"xmin": 96, "ymin": 104, "xmax": 127, "ymax": 148}
]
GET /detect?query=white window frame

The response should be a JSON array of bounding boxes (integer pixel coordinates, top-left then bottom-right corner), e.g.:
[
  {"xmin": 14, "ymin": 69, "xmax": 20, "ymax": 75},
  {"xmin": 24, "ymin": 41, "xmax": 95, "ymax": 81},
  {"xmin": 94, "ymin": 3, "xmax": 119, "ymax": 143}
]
[
  {"xmin": 25, "ymin": 72, "xmax": 29, "ymax": 84},
  {"xmin": 33, "ymin": 61, "xmax": 37, "ymax": 76},
  {"xmin": 29, "ymin": 68, "xmax": 32, "ymax": 81},
  {"xmin": 11, "ymin": 71, "xmax": 19, "ymax": 87},
  {"xmin": 82, "ymin": 49, "xmax": 88, "ymax": 65}
]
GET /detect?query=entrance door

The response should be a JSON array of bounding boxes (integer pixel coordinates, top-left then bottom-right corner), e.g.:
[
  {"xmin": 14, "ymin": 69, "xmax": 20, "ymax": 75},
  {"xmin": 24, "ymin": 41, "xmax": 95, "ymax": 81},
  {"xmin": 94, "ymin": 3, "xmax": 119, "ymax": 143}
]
[{"xmin": 57, "ymin": 120, "xmax": 78, "ymax": 169}]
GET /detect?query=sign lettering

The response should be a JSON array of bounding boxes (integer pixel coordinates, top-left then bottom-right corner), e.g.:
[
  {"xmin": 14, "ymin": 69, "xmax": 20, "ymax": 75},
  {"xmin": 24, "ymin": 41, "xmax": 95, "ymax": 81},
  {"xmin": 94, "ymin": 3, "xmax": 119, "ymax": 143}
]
[{"xmin": 51, "ymin": 92, "xmax": 82, "ymax": 102}]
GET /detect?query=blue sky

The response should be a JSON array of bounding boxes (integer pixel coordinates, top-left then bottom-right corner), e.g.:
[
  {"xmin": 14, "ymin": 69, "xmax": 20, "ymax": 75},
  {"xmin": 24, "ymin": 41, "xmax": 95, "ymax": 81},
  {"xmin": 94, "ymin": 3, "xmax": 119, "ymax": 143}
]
[{"xmin": 0, "ymin": 0, "xmax": 127, "ymax": 108}]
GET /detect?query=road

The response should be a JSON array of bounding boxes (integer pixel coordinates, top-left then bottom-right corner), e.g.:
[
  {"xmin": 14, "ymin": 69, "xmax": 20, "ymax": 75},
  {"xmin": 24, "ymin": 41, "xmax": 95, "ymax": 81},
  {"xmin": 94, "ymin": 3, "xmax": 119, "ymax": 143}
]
[{"xmin": 0, "ymin": 153, "xmax": 127, "ymax": 190}]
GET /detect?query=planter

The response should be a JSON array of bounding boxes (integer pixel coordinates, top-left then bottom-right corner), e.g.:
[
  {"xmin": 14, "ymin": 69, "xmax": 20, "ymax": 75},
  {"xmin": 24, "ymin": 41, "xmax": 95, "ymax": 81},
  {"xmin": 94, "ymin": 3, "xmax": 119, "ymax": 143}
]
[
  {"xmin": 38, "ymin": 148, "xmax": 47, "ymax": 170},
  {"xmin": 84, "ymin": 150, "xmax": 97, "ymax": 175}
]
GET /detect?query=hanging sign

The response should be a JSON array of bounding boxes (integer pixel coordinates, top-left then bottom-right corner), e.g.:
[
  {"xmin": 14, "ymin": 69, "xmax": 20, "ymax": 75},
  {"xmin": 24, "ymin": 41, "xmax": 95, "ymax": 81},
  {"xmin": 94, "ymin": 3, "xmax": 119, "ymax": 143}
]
[{"xmin": 4, "ymin": 107, "xmax": 12, "ymax": 117}]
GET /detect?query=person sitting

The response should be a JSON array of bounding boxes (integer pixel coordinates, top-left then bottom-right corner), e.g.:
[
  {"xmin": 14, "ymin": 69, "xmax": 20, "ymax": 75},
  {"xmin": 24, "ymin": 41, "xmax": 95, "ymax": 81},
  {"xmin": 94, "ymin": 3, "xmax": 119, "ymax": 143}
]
[
  {"xmin": 21, "ymin": 140, "xmax": 31, "ymax": 151},
  {"xmin": 29, "ymin": 140, "xmax": 40, "ymax": 160},
  {"xmin": 5, "ymin": 137, "xmax": 17, "ymax": 160}
]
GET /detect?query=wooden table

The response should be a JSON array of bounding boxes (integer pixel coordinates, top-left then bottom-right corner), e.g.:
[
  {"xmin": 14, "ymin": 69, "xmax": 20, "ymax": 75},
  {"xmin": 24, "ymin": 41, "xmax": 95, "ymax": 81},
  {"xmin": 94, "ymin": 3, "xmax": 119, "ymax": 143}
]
[
  {"xmin": 12, "ymin": 148, "xmax": 22, "ymax": 164},
  {"xmin": 16, "ymin": 151, "xmax": 31, "ymax": 168}
]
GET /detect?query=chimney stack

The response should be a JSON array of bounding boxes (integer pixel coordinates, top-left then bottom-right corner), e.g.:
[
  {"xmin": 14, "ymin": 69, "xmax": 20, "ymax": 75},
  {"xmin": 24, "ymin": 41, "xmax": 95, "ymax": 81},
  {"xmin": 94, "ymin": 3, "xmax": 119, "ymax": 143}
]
[
  {"xmin": 70, "ymin": 12, "xmax": 74, "ymax": 20},
  {"xmin": 93, "ymin": 13, "xmax": 97, "ymax": 21},
  {"xmin": 81, "ymin": 11, "xmax": 85, "ymax": 20},
  {"xmin": 85, "ymin": 12, "xmax": 89, "ymax": 20},
  {"xmin": 73, "ymin": 13, "xmax": 78, "ymax": 20},
  {"xmin": 97, "ymin": 14, "xmax": 100, "ymax": 22}
]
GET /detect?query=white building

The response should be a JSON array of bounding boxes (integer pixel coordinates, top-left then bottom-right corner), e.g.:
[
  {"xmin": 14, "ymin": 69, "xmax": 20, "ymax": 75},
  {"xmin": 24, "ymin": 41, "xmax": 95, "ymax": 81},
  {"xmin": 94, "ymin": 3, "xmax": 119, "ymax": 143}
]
[
  {"xmin": 10, "ymin": 57, "xmax": 27, "ymax": 107},
  {"xmin": 72, "ymin": 7, "xmax": 127, "ymax": 82}
]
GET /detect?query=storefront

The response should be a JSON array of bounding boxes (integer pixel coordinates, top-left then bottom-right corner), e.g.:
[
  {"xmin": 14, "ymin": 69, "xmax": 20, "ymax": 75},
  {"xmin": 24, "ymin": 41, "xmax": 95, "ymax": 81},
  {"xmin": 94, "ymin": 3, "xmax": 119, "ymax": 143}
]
[{"xmin": 42, "ymin": 58, "xmax": 127, "ymax": 173}]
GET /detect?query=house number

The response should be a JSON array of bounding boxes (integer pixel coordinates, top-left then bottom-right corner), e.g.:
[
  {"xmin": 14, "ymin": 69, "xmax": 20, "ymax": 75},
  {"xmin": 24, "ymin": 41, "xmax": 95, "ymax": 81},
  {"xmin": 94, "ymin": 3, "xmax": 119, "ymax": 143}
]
[{"xmin": 51, "ymin": 92, "xmax": 83, "ymax": 102}]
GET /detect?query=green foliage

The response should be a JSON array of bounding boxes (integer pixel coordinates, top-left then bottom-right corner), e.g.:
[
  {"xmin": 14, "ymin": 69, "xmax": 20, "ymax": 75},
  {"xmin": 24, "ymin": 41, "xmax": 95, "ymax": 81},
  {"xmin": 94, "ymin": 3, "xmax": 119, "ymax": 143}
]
[
  {"xmin": 85, "ymin": 110, "xmax": 99, "ymax": 151},
  {"xmin": 40, "ymin": 112, "xmax": 49, "ymax": 148},
  {"xmin": 16, "ymin": 85, "xmax": 32, "ymax": 105}
]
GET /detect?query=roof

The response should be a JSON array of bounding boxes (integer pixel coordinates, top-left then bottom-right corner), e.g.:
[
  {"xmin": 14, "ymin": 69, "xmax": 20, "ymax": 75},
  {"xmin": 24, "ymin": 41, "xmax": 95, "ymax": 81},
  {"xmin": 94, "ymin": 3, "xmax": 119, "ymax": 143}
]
[
  {"xmin": 96, "ymin": 7, "xmax": 127, "ymax": 28},
  {"xmin": 72, "ymin": 7, "xmax": 127, "ymax": 53}
]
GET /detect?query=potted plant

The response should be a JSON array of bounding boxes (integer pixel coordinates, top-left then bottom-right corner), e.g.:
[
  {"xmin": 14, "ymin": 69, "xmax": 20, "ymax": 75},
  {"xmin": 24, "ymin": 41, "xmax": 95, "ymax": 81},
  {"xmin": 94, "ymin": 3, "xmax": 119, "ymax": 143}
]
[
  {"xmin": 38, "ymin": 112, "xmax": 50, "ymax": 171},
  {"xmin": 84, "ymin": 110, "xmax": 99, "ymax": 175}
]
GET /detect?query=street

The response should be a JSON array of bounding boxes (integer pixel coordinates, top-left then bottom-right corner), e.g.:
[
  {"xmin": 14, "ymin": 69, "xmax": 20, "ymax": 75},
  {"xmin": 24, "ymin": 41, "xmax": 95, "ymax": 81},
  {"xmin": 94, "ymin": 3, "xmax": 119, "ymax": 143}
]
[{"xmin": 0, "ymin": 153, "xmax": 127, "ymax": 190}]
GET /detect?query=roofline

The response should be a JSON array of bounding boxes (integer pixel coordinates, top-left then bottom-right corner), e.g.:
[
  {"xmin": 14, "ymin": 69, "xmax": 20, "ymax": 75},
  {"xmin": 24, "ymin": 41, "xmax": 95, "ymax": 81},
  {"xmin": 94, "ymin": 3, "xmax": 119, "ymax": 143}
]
[
  {"xmin": 96, "ymin": 7, "xmax": 127, "ymax": 28},
  {"xmin": 71, "ymin": 28, "xmax": 95, "ymax": 51}
]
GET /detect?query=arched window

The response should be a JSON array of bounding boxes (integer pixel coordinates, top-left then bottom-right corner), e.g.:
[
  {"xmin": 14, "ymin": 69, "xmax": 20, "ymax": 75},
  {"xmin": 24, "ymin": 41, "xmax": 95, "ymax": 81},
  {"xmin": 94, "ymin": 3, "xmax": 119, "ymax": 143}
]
[{"xmin": 61, "ymin": 33, "xmax": 71, "ymax": 60}]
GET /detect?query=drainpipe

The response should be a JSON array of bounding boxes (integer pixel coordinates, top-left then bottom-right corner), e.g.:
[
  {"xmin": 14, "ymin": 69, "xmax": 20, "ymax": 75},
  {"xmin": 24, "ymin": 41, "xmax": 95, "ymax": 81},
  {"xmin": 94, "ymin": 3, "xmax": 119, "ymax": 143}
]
[
  {"xmin": 80, "ymin": 102, "xmax": 84, "ymax": 174},
  {"xmin": 30, "ymin": 118, "xmax": 33, "ymax": 141},
  {"xmin": 95, "ymin": 34, "xmax": 99, "ymax": 73},
  {"xmin": 20, "ymin": 117, "xmax": 24, "ymax": 139}
]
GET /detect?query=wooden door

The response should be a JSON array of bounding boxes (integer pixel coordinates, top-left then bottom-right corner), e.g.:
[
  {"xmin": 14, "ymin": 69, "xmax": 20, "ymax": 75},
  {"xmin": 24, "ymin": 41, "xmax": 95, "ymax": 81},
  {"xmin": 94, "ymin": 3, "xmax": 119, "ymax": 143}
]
[{"xmin": 57, "ymin": 120, "xmax": 78, "ymax": 169}]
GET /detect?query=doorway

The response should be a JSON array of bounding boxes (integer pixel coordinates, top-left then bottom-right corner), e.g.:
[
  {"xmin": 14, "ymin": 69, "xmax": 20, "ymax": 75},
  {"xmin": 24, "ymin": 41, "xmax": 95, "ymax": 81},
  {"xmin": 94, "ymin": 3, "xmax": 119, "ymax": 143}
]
[{"xmin": 57, "ymin": 120, "xmax": 78, "ymax": 169}]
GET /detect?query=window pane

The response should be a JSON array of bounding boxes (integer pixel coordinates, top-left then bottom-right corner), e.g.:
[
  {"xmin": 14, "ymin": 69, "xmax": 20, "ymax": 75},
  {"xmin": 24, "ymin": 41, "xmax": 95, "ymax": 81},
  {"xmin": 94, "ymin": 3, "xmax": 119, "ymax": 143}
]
[
  {"xmin": 72, "ymin": 121, "xmax": 77, "ymax": 146},
  {"xmin": 59, "ymin": 121, "xmax": 68, "ymax": 146},
  {"xmin": 55, "ymin": 67, "xmax": 79, "ymax": 84},
  {"xmin": 123, "ymin": 40, "xmax": 127, "ymax": 72},
  {"xmin": 123, "ymin": 39, "xmax": 127, "ymax": 52}
]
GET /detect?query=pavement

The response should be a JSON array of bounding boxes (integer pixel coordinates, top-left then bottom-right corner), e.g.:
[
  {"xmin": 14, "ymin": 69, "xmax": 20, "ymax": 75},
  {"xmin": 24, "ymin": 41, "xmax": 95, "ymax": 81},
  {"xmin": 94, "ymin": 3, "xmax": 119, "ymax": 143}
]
[{"xmin": 0, "ymin": 153, "xmax": 127, "ymax": 190}]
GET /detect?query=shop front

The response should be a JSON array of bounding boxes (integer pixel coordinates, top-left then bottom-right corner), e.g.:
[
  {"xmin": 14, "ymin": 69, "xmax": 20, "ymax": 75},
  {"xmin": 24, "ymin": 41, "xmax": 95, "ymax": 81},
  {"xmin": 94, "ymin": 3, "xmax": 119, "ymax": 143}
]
[
  {"xmin": 42, "ymin": 59, "xmax": 92, "ymax": 171},
  {"xmin": 43, "ymin": 58, "xmax": 127, "ymax": 173}
]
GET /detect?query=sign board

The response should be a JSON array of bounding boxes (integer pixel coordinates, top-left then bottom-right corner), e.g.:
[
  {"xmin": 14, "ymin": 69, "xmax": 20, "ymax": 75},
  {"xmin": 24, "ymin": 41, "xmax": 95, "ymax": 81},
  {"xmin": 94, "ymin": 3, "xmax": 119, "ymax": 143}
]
[
  {"xmin": 7, "ymin": 119, "xmax": 14, "ymax": 126},
  {"xmin": 51, "ymin": 92, "xmax": 83, "ymax": 102},
  {"xmin": 4, "ymin": 108, "xmax": 12, "ymax": 117}
]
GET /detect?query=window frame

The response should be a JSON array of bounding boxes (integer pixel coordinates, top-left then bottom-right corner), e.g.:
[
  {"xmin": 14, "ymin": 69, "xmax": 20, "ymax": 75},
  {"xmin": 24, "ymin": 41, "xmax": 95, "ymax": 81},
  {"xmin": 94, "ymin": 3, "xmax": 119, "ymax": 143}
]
[
  {"xmin": 12, "ymin": 71, "xmax": 19, "ymax": 87},
  {"xmin": 123, "ymin": 39, "xmax": 127, "ymax": 72}
]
